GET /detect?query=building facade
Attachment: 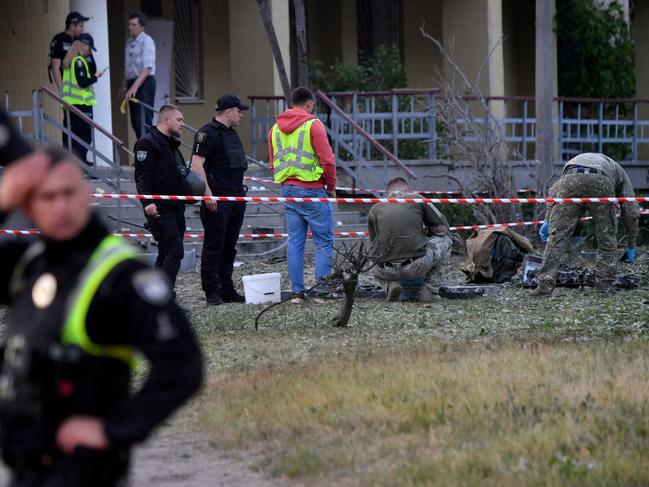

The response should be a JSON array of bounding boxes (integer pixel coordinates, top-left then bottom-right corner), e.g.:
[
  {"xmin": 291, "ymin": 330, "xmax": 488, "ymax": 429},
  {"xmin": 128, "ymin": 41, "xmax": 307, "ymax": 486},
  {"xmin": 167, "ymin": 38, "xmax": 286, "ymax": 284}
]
[{"xmin": 0, "ymin": 0, "xmax": 646, "ymax": 159}]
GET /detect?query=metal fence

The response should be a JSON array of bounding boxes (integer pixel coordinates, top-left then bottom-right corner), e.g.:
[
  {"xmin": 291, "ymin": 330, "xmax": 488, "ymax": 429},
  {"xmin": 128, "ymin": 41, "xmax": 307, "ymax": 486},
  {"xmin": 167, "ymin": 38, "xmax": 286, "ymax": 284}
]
[{"xmin": 249, "ymin": 91, "xmax": 649, "ymax": 163}]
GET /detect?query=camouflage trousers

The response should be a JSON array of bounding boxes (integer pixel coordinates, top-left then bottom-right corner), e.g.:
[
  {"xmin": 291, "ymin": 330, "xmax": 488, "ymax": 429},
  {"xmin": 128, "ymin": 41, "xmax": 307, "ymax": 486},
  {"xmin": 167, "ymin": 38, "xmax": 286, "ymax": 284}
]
[
  {"xmin": 374, "ymin": 235, "xmax": 452, "ymax": 292},
  {"xmin": 538, "ymin": 173, "xmax": 618, "ymax": 286}
]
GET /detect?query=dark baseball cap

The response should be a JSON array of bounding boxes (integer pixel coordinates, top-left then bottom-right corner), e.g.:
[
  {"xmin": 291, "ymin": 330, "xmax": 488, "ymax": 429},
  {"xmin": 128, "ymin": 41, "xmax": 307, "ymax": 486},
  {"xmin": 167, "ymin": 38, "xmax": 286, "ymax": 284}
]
[
  {"xmin": 216, "ymin": 95, "xmax": 249, "ymax": 111},
  {"xmin": 79, "ymin": 33, "xmax": 97, "ymax": 52},
  {"xmin": 66, "ymin": 11, "xmax": 90, "ymax": 25}
]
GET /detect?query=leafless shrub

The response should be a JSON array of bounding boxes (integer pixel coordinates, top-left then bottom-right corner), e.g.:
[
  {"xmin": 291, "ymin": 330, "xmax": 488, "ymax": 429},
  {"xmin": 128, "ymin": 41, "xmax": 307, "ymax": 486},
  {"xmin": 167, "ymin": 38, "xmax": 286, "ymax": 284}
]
[{"xmin": 420, "ymin": 26, "xmax": 532, "ymax": 225}]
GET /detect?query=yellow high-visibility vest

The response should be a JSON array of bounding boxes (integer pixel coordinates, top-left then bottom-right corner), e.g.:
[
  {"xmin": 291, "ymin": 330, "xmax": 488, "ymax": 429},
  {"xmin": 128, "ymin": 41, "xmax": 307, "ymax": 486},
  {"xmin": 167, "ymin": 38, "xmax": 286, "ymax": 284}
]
[
  {"xmin": 61, "ymin": 55, "xmax": 96, "ymax": 107},
  {"xmin": 270, "ymin": 119, "xmax": 323, "ymax": 183}
]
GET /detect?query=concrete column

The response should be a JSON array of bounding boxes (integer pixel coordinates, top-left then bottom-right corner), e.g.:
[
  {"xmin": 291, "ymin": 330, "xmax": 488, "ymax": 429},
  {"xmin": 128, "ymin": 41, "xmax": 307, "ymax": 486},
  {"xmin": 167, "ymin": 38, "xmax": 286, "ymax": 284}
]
[
  {"xmin": 634, "ymin": 1, "xmax": 649, "ymax": 160},
  {"xmin": 340, "ymin": 0, "xmax": 357, "ymax": 66},
  {"xmin": 271, "ymin": 0, "xmax": 292, "ymax": 95},
  {"xmin": 71, "ymin": 0, "xmax": 113, "ymax": 164},
  {"xmin": 486, "ymin": 0, "xmax": 505, "ymax": 118},
  {"xmin": 535, "ymin": 0, "xmax": 554, "ymax": 186},
  {"xmin": 441, "ymin": 0, "xmax": 505, "ymax": 95},
  {"xmin": 229, "ymin": 0, "xmax": 291, "ymax": 156},
  {"xmin": 402, "ymin": 0, "xmax": 443, "ymax": 88}
]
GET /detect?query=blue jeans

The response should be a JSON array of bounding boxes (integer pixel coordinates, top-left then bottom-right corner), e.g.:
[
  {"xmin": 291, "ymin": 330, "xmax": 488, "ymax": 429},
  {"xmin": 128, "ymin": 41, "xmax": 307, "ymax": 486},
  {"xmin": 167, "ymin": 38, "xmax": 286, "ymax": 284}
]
[{"xmin": 282, "ymin": 185, "xmax": 334, "ymax": 293}]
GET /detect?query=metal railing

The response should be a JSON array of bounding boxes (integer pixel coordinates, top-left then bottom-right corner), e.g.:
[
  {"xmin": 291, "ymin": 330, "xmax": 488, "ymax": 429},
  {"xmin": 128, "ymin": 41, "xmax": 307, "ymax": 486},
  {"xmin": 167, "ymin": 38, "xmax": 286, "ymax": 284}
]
[
  {"xmin": 37, "ymin": 86, "xmax": 128, "ymax": 189},
  {"xmin": 249, "ymin": 93, "xmax": 416, "ymax": 195},
  {"xmin": 250, "ymin": 90, "xmax": 649, "ymax": 164}
]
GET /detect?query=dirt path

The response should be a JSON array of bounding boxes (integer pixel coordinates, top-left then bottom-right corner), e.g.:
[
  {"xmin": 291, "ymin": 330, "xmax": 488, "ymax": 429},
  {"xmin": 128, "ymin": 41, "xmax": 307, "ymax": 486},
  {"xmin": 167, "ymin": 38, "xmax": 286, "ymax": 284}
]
[
  {"xmin": 0, "ymin": 429, "xmax": 286, "ymax": 487},
  {"xmin": 133, "ymin": 429, "xmax": 286, "ymax": 487}
]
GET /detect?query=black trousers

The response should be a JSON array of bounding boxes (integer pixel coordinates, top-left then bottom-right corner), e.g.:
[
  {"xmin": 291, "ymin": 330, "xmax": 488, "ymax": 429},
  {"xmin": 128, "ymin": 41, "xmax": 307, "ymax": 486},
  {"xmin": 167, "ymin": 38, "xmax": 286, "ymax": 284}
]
[
  {"xmin": 147, "ymin": 205, "xmax": 185, "ymax": 288},
  {"xmin": 9, "ymin": 448, "xmax": 129, "ymax": 487},
  {"xmin": 127, "ymin": 76, "xmax": 156, "ymax": 139},
  {"xmin": 62, "ymin": 106, "xmax": 93, "ymax": 165},
  {"xmin": 200, "ymin": 201, "xmax": 246, "ymax": 296}
]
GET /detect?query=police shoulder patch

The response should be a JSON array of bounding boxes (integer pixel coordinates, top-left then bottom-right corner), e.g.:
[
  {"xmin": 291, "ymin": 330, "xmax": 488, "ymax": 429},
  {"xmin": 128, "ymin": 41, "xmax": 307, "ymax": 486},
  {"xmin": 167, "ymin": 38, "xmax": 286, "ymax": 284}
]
[
  {"xmin": 132, "ymin": 270, "xmax": 172, "ymax": 306},
  {"xmin": 136, "ymin": 150, "xmax": 148, "ymax": 162},
  {"xmin": 196, "ymin": 131, "xmax": 207, "ymax": 143}
]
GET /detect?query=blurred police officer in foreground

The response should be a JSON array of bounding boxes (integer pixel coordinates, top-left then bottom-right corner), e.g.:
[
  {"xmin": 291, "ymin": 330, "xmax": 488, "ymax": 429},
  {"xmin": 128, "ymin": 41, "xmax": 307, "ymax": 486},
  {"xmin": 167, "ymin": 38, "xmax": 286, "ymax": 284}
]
[
  {"xmin": 0, "ymin": 145, "xmax": 203, "ymax": 486},
  {"xmin": 532, "ymin": 152, "xmax": 640, "ymax": 296},
  {"xmin": 134, "ymin": 105, "xmax": 190, "ymax": 291},
  {"xmin": 191, "ymin": 95, "xmax": 249, "ymax": 305}
]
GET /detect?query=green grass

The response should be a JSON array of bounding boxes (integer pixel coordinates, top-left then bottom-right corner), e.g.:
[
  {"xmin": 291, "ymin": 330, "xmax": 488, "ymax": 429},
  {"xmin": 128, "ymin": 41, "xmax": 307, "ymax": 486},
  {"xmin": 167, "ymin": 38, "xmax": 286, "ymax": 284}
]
[
  {"xmin": 170, "ymin": 254, "xmax": 649, "ymax": 485},
  {"xmin": 198, "ymin": 341, "xmax": 649, "ymax": 486}
]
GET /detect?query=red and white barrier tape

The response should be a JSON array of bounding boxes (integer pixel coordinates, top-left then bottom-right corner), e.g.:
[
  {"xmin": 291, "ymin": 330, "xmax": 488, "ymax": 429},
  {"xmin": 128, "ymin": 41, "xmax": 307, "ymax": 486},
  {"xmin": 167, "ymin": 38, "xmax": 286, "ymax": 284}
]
[
  {"xmin": 5, "ymin": 210, "xmax": 647, "ymax": 240},
  {"xmin": 244, "ymin": 176, "xmax": 534, "ymax": 196},
  {"xmin": 0, "ymin": 218, "xmax": 592, "ymax": 240},
  {"xmin": 91, "ymin": 193, "xmax": 649, "ymax": 205}
]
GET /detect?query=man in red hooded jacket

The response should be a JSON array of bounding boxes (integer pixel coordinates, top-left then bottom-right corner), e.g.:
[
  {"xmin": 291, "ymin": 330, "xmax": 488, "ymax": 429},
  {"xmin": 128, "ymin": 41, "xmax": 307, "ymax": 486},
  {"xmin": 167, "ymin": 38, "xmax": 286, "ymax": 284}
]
[{"xmin": 268, "ymin": 87, "xmax": 337, "ymax": 302}]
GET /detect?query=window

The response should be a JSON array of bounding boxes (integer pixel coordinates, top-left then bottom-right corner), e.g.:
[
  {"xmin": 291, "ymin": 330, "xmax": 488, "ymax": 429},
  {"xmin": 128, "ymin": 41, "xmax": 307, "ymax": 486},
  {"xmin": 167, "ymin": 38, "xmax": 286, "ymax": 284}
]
[{"xmin": 173, "ymin": 0, "xmax": 202, "ymax": 102}]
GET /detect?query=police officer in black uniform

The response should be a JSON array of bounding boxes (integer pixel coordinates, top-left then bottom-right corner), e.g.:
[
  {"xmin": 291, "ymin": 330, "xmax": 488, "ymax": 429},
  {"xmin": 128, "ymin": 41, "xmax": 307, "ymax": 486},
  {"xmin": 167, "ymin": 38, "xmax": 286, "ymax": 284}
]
[
  {"xmin": 49, "ymin": 12, "xmax": 89, "ymax": 94},
  {"xmin": 134, "ymin": 105, "xmax": 189, "ymax": 290},
  {"xmin": 191, "ymin": 95, "xmax": 249, "ymax": 305},
  {"xmin": 0, "ymin": 145, "xmax": 203, "ymax": 487}
]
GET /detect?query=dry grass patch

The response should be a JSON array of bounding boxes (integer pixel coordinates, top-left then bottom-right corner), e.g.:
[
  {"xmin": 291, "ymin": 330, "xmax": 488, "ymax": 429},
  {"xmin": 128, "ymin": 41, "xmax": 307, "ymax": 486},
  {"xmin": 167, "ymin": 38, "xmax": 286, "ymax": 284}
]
[{"xmin": 200, "ymin": 341, "xmax": 649, "ymax": 486}]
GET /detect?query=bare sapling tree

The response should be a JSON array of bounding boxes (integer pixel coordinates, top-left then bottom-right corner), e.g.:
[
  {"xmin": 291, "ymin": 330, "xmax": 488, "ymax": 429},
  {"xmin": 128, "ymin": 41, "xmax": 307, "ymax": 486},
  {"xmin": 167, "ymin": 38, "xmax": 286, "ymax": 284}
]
[
  {"xmin": 255, "ymin": 242, "xmax": 382, "ymax": 330},
  {"xmin": 420, "ymin": 25, "xmax": 529, "ymax": 226},
  {"xmin": 330, "ymin": 242, "xmax": 381, "ymax": 328}
]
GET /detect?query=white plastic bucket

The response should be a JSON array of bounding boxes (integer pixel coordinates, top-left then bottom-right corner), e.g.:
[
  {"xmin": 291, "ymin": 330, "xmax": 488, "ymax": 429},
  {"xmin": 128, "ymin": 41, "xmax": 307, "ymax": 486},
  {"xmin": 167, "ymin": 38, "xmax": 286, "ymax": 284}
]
[{"xmin": 242, "ymin": 273, "xmax": 281, "ymax": 304}]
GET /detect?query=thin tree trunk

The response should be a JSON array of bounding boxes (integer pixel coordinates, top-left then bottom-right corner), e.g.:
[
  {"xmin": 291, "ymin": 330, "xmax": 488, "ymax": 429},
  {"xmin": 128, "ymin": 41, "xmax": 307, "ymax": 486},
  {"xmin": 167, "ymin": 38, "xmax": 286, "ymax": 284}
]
[
  {"xmin": 256, "ymin": 0, "xmax": 292, "ymax": 103},
  {"xmin": 292, "ymin": 0, "xmax": 309, "ymax": 87},
  {"xmin": 334, "ymin": 278, "xmax": 357, "ymax": 328},
  {"xmin": 535, "ymin": 0, "xmax": 555, "ymax": 191}
]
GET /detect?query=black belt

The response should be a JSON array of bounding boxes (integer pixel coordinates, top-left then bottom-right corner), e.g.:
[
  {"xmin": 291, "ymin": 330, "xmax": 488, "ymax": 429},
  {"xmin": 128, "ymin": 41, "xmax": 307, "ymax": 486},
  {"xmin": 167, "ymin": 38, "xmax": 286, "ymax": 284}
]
[
  {"xmin": 564, "ymin": 166, "xmax": 602, "ymax": 176},
  {"xmin": 382, "ymin": 256, "xmax": 420, "ymax": 268}
]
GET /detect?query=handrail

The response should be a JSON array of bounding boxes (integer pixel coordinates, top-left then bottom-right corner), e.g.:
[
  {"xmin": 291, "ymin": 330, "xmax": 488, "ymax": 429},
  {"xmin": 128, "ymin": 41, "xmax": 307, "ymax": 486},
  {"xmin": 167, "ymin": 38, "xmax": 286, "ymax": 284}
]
[
  {"xmin": 250, "ymin": 91, "xmax": 649, "ymax": 105},
  {"xmin": 249, "ymin": 95, "xmax": 285, "ymax": 101},
  {"xmin": 40, "ymin": 85, "xmax": 128, "ymax": 148},
  {"xmin": 315, "ymin": 89, "xmax": 417, "ymax": 180},
  {"xmin": 329, "ymin": 89, "xmax": 442, "ymax": 97}
]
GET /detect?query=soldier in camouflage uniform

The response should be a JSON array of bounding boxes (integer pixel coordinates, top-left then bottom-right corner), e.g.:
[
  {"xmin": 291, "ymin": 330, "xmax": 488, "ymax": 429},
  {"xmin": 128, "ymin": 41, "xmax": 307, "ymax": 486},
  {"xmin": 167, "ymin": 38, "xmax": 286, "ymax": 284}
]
[
  {"xmin": 368, "ymin": 177, "xmax": 452, "ymax": 302},
  {"xmin": 532, "ymin": 153, "xmax": 640, "ymax": 296}
]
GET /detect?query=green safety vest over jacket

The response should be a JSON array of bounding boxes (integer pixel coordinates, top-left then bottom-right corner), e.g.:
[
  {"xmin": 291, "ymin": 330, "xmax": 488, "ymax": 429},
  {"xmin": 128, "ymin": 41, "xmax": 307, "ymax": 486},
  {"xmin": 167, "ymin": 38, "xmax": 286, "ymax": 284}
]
[
  {"xmin": 270, "ymin": 119, "xmax": 324, "ymax": 183},
  {"xmin": 61, "ymin": 55, "xmax": 96, "ymax": 107}
]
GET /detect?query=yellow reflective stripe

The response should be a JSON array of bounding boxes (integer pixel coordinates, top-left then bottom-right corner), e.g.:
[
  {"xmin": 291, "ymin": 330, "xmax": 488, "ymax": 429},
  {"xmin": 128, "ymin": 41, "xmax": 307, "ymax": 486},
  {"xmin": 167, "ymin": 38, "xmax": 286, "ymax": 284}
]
[
  {"xmin": 62, "ymin": 236, "xmax": 139, "ymax": 368},
  {"xmin": 61, "ymin": 56, "xmax": 95, "ymax": 106},
  {"xmin": 271, "ymin": 120, "xmax": 323, "ymax": 183}
]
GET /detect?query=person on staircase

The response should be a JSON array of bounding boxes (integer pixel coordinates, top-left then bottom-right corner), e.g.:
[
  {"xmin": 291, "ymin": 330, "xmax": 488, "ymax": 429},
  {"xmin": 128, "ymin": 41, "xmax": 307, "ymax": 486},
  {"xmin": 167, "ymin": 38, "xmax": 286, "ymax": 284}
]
[{"xmin": 61, "ymin": 34, "xmax": 106, "ymax": 165}]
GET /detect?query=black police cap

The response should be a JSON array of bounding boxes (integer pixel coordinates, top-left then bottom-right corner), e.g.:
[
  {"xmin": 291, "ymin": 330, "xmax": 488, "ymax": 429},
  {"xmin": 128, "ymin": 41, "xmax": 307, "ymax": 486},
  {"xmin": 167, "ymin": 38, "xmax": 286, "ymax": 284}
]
[
  {"xmin": 79, "ymin": 33, "xmax": 97, "ymax": 52},
  {"xmin": 216, "ymin": 95, "xmax": 249, "ymax": 111},
  {"xmin": 66, "ymin": 11, "xmax": 90, "ymax": 26}
]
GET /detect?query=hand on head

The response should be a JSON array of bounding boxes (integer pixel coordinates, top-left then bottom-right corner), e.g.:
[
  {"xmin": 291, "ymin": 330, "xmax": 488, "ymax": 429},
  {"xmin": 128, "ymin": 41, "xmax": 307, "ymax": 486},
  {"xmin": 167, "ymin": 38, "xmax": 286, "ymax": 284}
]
[
  {"xmin": 1, "ymin": 146, "xmax": 92, "ymax": 240},
  {"xmin": 0, "ymin": 151, "xmax": 50, "ymax": 212}
]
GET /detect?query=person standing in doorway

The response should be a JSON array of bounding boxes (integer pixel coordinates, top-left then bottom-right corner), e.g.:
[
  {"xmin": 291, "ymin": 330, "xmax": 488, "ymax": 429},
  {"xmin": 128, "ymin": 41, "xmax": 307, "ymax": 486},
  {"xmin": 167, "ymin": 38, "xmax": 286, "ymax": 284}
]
[
  {"xmin": 268, "ymin": 87, "xmax": 337, "ymax": 303},
  {"xmin": 120, "ymin": 10, "xmax": 156, "ymax": 138}
]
